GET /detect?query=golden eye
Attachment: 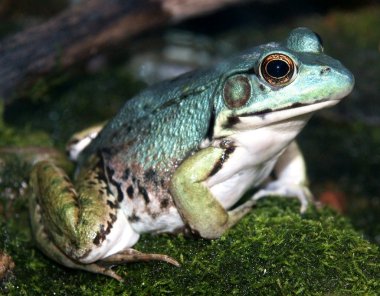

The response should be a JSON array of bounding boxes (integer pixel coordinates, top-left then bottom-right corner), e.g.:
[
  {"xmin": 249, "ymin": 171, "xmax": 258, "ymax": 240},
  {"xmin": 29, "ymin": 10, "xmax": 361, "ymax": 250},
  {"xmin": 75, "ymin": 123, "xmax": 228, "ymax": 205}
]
[{"xmin": 260, "ymin": 53, "xmax": 296, "ymax": 86}]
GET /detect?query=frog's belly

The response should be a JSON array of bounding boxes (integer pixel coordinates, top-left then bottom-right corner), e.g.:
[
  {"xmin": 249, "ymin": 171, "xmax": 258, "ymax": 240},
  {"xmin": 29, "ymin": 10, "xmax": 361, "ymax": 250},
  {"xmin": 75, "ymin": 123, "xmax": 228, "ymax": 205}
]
[
  {"xmin": 128, "ymin": 202, "xmax": 184, "ymax": 235},
  {"xmin": 208, "ymin": 157, "xmax": 278, "ymax": 209},
  {"xmin": 126, "ymin": 158, "xmax": 278, "ymax": 236}
]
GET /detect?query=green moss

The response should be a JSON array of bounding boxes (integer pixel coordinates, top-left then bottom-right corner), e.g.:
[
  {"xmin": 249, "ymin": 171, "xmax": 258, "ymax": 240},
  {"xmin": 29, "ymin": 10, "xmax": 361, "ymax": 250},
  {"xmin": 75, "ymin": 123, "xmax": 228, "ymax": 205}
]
[
  {"xmin": 1, "ymin": 198, "xmax": 379, "ymax": 295},
  {"xmin": 299, "ymin": 119, "xmax": 380, "ymax": 245}
]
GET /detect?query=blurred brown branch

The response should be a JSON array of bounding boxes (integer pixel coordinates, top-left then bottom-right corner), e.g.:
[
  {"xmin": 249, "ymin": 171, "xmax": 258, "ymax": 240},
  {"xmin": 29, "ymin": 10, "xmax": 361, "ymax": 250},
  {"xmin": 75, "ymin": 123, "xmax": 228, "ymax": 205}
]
[{"xmin": 0, "ymin": 0, "xmax": 251, "ymax": 102}]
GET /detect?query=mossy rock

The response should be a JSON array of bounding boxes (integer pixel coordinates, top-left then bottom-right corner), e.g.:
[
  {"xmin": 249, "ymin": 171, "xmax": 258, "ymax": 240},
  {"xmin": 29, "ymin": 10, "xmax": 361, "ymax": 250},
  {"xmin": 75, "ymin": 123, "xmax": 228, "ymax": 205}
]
[{"xmin": 1, "ymin": 198, "xmax": 379, "ymax": 295}]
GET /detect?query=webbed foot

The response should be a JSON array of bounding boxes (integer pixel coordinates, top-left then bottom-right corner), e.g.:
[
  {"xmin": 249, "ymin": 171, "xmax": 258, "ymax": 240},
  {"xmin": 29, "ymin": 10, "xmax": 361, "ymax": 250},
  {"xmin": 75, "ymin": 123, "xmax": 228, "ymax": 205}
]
[{"xmin": 252, "ymin": 180, "xmax": 313, "ymax": 213}]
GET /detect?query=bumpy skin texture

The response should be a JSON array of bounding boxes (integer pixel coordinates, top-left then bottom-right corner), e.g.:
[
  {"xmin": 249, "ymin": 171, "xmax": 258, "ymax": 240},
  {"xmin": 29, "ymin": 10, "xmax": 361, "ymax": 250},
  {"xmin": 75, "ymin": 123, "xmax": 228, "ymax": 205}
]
[{"xmin": 29, "ymin": 27, "xmax": 354, "ymax": 280}]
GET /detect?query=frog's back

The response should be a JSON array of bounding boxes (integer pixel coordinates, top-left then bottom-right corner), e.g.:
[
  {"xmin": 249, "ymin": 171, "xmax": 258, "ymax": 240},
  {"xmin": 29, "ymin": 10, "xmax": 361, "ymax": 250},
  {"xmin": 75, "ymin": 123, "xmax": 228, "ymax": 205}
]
[
  {"xmin": 87, "ymin": 71, "xmax": 214, "ymax": 171},
  {"xmin": 83, "ymin": 48, "xmax": 262, "ymax": 171}
]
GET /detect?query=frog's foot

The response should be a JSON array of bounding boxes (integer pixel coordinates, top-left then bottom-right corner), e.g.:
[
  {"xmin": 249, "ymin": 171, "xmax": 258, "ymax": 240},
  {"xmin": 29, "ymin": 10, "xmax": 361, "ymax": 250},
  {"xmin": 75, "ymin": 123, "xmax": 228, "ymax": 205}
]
[
  {"xmin": 100, "ymin": 248, "xmax": 180, "ymax": 267},
  {"xmin": 90, "ymin": 249, "xmax": 180, "ymax": 282},
  {"xmin": 34, "ymin": 224, "xmax": 179, "ymax": 282},
  {"xmin": 32, "ymin": 230, "xmax": 127, "ymax": 281},
  {"xmin": 73, "ymin": 262, "xmax": 125, "ymax": 282},
  {"xmin": 251, "ymin": 180, "xmax": 313, "ymax": 213}
]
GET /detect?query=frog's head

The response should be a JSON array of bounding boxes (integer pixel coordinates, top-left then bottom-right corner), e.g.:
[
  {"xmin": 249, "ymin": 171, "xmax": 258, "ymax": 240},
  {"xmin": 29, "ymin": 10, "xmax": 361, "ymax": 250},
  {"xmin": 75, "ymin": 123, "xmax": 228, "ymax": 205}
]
[{"xmin": 214, "ymin": 27, "xmax": 354, "ymax": 137}]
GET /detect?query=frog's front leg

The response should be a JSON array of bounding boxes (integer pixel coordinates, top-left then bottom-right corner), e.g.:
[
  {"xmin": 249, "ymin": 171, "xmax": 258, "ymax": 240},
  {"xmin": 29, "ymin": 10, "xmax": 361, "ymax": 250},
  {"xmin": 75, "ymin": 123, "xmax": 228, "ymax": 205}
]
[
  {"xmin": 252, "ymin": 141, "xmax": 313, "ymax": 213},
  {"xmin": 30, "ymin": 159, "xmax": 178, "ymax": 281},
  {"xmin": 170, "ymin": 147, "xmax": 255, "ymax": 239}
]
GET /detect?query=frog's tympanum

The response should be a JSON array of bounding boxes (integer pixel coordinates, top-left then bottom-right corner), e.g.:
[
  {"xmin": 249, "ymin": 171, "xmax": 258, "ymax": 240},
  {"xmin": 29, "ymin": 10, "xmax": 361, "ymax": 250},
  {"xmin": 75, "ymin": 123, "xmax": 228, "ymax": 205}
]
[{"xmin": 29, "ymin": 28, "xmax": 354, "ymax": 280}]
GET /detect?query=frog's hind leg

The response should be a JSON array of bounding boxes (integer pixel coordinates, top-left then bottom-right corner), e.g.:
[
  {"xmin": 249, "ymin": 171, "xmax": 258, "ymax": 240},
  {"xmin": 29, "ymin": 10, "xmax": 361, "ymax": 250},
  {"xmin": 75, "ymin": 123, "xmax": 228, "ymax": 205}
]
[
  {"xmin": 30, "ymin": 159, "xmax": 177, "ymax": 281},
  {"xmin": 32, "ymin": 214, "xmax": 179, "ymax": 281},
  {"xmin": 31, "ymin": 218, "xmax": 126, "ymax": 281}
]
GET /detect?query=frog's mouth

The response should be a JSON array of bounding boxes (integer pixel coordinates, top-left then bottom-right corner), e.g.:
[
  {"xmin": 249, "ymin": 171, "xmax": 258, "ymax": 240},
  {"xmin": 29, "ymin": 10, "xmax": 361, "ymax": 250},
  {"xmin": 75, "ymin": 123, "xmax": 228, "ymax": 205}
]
[{"xmin": 235, "ymin": 99, "xmax": 340, "ymax": 128}]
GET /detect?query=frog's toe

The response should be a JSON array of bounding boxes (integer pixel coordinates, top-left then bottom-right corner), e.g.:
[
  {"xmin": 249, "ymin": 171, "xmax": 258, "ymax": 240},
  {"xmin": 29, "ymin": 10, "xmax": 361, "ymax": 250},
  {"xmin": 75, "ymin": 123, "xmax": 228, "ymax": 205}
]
[
  {"xmin": 99, "ymin": 248, "xmax": 180, "ymax": 267},
  {"xmin": 79, "ymin": 262, "xmax": 124, "ymax": 282},
  {"xmin": 252, "ymin": 181, "xmax": 313, "ymax": 213}
]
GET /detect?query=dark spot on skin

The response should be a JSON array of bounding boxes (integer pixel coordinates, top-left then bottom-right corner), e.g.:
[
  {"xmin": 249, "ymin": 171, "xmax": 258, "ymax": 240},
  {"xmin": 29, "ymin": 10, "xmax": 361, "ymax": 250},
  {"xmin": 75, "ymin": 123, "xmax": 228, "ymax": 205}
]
[
  {"xmin": 107, "ymin": 200, "xmax": 119, "ymax": 209},
  {"xmin": 320, "ymin": 67, "xmax": 331, "ymax": 75},
  {"xmin": 128, "ymin": 212, "xmax": 140, "ymax": 222},
  {"xmin": 105, "ymin": 184, "xmax": 114, "ymax": 197},
  {"xmin": 123, "ymin": 168, "xmax": 131, "ymax": 180},
  {"xmin": 116, "ymin": 188, "xmax": 124, "ymax": 202},
  {"xmin": 222, "ymin": 116, "xmax": 241, "ymax": 129},
  {"xmin": 93, "ymin": 225, "xmax": 105, "ymax": 245},
  {"xmin": 105, "ymin": 165, "xmax": 124, "ymax": 202},
  {"xmin": 144, "ymin": 168, "xmax": 158, "ymax": 185},
  {"xmin": 160, "ymin": 198, "xmax": 170, "ymax": 209},
  {"xmin": 93, "ymin": 218, "xmax": 116, "ymax": 246},
  {"xmin": 127, "ymin": 186, "xmax": 134, "ymax": 199},
  {"xmin": 106, "ymin": 222, "xmax": 112, "ymax": 234},
  {"xmin": 94, "ymin": 152, "xmax": 108, "ymax": 183},
  {"xmin": 208, "ymin": 145, "xmax": 236, "ymax": 177},
  {"xmin": 225, "ymin": 145, "xmax": 236, "ymax": 155},
  {"xmin": 105, "ymin": 165, "xmax": 115, "ymax": 179},
  {"xmin": 138, "ymin": 184, "xmax": 150, "ymax": 204},
  {"xmin": 109, "ymin": 213, "xmax": 117, "ymax": 222},
  {"xmin": 259, "ymin": 84, "xmax": 265, "ymax": 91}
]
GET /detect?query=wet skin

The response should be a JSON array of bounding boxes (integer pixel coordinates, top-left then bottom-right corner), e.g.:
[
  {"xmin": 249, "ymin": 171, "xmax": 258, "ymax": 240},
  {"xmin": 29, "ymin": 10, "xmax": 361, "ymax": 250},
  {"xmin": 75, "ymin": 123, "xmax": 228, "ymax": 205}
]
[{"xmin": 28, "ymin": 28, "xmax": 354, "ymax": 281}]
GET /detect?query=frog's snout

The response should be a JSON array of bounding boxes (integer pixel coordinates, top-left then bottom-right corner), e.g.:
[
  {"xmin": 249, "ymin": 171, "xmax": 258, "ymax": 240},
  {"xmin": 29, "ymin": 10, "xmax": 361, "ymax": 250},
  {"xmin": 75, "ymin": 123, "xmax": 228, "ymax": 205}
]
[{"xmin": 335, "ymin": 64, "xmax": 355, "ymax": 97}]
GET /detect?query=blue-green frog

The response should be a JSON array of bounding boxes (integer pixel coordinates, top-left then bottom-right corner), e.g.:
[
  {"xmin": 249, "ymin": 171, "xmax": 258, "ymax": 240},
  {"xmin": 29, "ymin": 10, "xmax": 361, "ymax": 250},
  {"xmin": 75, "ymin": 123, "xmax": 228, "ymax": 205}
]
[{"xmin": 28, "ymin": 28, "xmax": 354, "ymax": 281}]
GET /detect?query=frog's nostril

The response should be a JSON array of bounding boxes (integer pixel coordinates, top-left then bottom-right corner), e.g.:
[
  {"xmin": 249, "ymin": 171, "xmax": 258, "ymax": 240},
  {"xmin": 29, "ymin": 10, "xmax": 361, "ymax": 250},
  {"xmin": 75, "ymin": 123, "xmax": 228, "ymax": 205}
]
[{"xmin": 320, "ymin": 67, "xmax": 331, "ymax": 75}]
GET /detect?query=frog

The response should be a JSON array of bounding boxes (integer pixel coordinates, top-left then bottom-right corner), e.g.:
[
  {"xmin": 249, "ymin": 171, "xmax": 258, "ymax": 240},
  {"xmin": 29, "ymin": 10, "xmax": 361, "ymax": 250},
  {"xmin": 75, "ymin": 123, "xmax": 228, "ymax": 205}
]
[{"xmin": 28, "ymin": 27, "xmax": 354, "ymax": 281}]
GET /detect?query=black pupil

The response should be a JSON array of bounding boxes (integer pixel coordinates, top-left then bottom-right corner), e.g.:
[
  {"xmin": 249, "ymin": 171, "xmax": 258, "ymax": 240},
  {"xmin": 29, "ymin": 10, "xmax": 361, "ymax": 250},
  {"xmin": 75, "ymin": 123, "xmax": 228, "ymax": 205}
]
[{"xmin": 266, "ymin": 60, "xmax": 289, "ymax": 78}]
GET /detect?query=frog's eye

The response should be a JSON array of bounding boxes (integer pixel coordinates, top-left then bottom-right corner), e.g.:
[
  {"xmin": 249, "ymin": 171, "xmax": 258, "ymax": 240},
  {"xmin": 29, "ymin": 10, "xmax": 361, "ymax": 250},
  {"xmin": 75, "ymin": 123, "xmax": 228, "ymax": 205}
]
[
  {"xmin": 223, "ymin": 74, "xmax": 251, "ymax": 109},
  {"xmin": 259, "ymin": 53, "xmax": 296, "ymax": 86}
]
